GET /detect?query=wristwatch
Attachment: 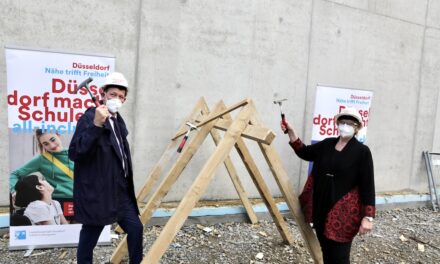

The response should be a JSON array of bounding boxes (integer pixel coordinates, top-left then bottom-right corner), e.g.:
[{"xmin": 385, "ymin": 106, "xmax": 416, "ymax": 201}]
[{"xmin": 364, "ymin": 216, "xmax": 374, "ymax": 222}]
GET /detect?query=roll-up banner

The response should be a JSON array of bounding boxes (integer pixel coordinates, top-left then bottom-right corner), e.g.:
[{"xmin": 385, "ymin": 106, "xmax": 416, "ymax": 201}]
[
  {"xmin": 6, "ymin": 47, "xmax": 114, "ymax": 250},
  {"xmin": 307, "ymin": 85, "xmax": 373, "ymax": 175},
  {"xmin": 312, "ymin": 85, "xmax": 373, "ymax": 144}
]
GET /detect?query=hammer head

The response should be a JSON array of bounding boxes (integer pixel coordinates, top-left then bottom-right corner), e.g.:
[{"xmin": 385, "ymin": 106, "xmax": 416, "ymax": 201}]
[
  {"xmin": 75, "ymin": 77, "xmax": 94, "ymax": 94},
  {"xmin": 186, "ymin": 122, "xmax": 198, "ymax": 130},
  {"xmin": 273, "ymin": 98, "xmax": 287, "ymax": 105}
]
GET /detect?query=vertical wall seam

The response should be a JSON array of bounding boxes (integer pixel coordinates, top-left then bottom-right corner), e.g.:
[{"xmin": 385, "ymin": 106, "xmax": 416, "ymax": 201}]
[
  {"xmin": 409, "ymin": 0, "xmax": 430, "ymax": 187},
  {"xmin": 427, "ymin": 0, "xmax": 440, "ymax": 150},
  {"xmin": 131, "ymin": 0, "xmax": 143, "ymax": 155},
  {"xmin": 299, "ymin": 0, "xmax": 316, "ymax": 190},
  {"xmin": 248, "ymin": 2, "xmax": 258, "ymax": 96}
]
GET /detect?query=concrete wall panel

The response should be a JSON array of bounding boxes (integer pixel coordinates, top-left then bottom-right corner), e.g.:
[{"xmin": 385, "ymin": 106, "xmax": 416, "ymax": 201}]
[
  {"xmin": 425, "ymin": 28, "xmax": 440, "ymax": 152},
  {"xmin": 1, "ymin": 0, "xmax": 439, "ymax": 205},
  {"xmin": 427, "ymin": 0, "xmax": 440, "ymax": 29},
  {"xmin": 306, "ymin": 1, "xmax": 424, "ymax": 192},
  {"xmin": 411, "ymin": 27, "xmax": 440, "ymax": 191},
  {"xmin": 0, "ymin": 0, "xmax": 141, "ymax": 205},
  {"xmin": 132, "ymin": 0, "xmax": 313, "ymax": 200},
  {"xmin": 328, "ymin": 0, "xmax": 428, "ymax": 25}
]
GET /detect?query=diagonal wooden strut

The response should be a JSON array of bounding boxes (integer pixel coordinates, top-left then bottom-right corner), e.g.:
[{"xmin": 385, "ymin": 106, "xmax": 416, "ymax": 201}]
[
  {"xmin": 172, "ymin": 99, "xmax": 249, "ymax": 140},
  {"xmin": 142, "ymin": 102, "xmax": 253, "ymax": 264},
  {"xmin": 204, "ymin": 102, "xmax": 258, "ymax": 224},
  {"xmin": 111, "ymin": 100, "xmax": 227, "ymax": 263},
  {"xmin": 111, "ymin": 98, "xmax": 322, "ymax": 264},
  {"xmin": 196, "ymin": 118, "xmax": 276, "ymax": 145},
  {"xmin": 199, "ymin": 100, "xmax": 258, "ymax": 225},
  {"xmin": 259, "ymin": 142, "xmax": 323, "ymax": 263},
  {"xmin": 135, "ymin": 97, "xmax": 207, "ymax": 203},
  {"xmin": 217, "ymin": 102, "xmax": 294, "ymax": 245},
  {"xmin": 249, "ymin": 103, "xmax": 323, "ymax": 263},
  {"xmin": 114, "ymin": 97, "xmax": 207, "ymax": 234},
  {"xmin": 234, "ymin": 137, "xmax": 295, "ymax": 244},
  {"xmin": 210, "ymin": 129, "xmax": 259, "ymax": 224}
]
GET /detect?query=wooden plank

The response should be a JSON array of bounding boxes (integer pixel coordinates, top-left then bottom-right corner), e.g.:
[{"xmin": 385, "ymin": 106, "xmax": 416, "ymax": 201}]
[
  {"xmin": 248, "ymin": 102, "xmax": 323, "ymax": 263},
  {"xmin": 115, "ymin": 138, "xmax": 177, "ymax": 236},
  {"xmin": 208, "ymin": 123, "xmax": 258, "ymax": 224},
  {"xmin": 213, "ymin": 101, "xmax": 293, "ymax": 245},
  {"xmin": 259, "ymin": 142, "xmax": 323, "ymax": 263},
  {"xmin": 234, "ymin": 137, "xmax": 295, "ymax": 245},
  {"xmin": 111, "ymin": 100, "xmax": 224, "ymax": 264},
  {"xmin": 142, "ymin": 102, "xmax": 252, "ymax": 264},
  {"xmin": 200, "ymin": 101, "xmax": 258, "ymax": 224},
  {"xmin": 172, "ymin": 99, "xmax": 249, "ymax": 140},
  {"xmin": 136, "ymin": 97, "xmax": 207, "ymax": 202},
  {"xmin": 195, "ymin": 118, "xmax": 276, "ymax": 145},
  {"xmin": 115, "ymin": 97, "xmax": 207, "ymax": 234}
]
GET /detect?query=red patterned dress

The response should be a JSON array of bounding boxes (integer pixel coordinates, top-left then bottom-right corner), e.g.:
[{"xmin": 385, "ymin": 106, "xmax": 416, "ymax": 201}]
[{"xmin": 290, "ymin": 137, "xmax": 375, "ymax": 242}]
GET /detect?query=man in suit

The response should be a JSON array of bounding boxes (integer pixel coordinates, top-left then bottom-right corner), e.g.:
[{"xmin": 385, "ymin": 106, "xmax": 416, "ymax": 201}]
[{"xmin": 69, "ymin": 72, "xmax": 143, "ymax": 264}]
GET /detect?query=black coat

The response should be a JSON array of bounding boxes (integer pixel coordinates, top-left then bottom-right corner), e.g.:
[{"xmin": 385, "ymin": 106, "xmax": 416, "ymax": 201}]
[
  {"xmin": 68, "ymin": 107, "xmax": 139, "ymax": 225},
  {"xmin": 291, "ymin": 136, "xmax": 375, "ymax": 233}
]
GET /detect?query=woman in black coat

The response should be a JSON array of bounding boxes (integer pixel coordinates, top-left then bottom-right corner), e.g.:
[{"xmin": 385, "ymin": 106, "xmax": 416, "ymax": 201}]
[{"xmin": 282, "ymin": 107, "xmax": 375, "ymax": 264}]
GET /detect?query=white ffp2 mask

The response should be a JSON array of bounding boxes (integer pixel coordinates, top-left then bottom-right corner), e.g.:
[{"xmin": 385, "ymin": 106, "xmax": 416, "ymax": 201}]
[
  {"xmin": 338, "ymin": 124, "xmax": 355, "ymax": 138},
  {"xmin": 106, "ymin": 98, "xmax": 123, "ymax": 113}
]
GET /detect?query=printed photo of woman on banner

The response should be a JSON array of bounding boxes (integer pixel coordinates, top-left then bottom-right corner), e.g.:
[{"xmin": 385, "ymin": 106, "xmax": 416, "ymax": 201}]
[
  {"xmin": 10, "ymin": 129, "xmax": 74, "ymax": 225},
  {"xmin": 6, "ymin": 47, "xmax": 114, "ymax": 249}
]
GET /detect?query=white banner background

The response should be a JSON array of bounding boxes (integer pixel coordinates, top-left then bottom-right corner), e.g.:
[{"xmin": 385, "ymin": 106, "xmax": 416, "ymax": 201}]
[
  {"xmin": 312, "ymin": 85, "xmax": 373, "ymax": 144},
  {"xmin": 10, "ymin": 225, "xmax": 111, "ymax": 250},
  {"xmin": 6, "ymin": 48, "xmax": 114, "ymax": 133},
  {"xmin": 6, "ymin": 47, "xmax": 114, "ymax": 250}
]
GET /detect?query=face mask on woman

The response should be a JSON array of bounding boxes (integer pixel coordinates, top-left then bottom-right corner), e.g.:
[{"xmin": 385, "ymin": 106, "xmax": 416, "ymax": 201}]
[
  {"xmin": 106, "ymin": 98, "xmax": 123, "ymax": 113},
  {"xmin": 338, "ymin": 124, "xmax": 355, "ymax": 138}
]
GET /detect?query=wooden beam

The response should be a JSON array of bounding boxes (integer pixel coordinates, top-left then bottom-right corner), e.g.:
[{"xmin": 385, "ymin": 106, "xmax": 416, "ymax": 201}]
[
  {"xmin": 248, "ymin": 102, "xmax": 323, "ymax": 263},
  {"xmin": 111, "ymin": 100, "xmax": 225, "ymax": 264},
  {"xmin": 195, "ymin": 118, "xmax": 276, "ymax": 145},
  {"xmin": 213, "ymin": 102, "xmax": 294, "ymax": 245},
  {"xmin": 234, "ymin": 137, "xmax": 295, "ymax": 245},
  {"xmin": 114, "ymin": 97, "xmax": 207, "ymax": 234},
  {"xmin": 135, "ymin": 97, "xmax": 207, "ymax": 202},
  {"xmin": 202, "ymin": 101, "xmax": 294, "ymax": 244},
  {"xmin": 142, "ymin": 102, "xmax": 252, "ymax": 264},
  {"xmin": 208, "ymin": 108, "xmax": 258, "ymax": 224},
  {"xmin": 172, "ymin": 99, "xmax": 249, "ymax": 140},
  {"xmin": 259, "ymin": 142, "xmax": 323, "ymax": 263}
]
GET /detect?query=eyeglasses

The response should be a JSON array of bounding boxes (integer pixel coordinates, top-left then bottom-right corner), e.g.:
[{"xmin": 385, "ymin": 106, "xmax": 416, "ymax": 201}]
[
  {"xmin": 338, "ymin": 120, "xmax": 358, "ymax": 127},
  {"xmin": 107, "ymin": 91, "xmax": 126, "ymax": 101}
]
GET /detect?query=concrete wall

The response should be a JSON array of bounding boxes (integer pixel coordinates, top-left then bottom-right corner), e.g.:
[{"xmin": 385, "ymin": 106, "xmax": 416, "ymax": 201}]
[{"xmin": 1, "ymin": 0, "xmax": 440, "ymax": 205}]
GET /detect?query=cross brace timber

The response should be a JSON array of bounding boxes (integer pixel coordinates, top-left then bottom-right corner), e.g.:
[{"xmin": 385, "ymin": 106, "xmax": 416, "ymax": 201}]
[{"xmin": 110, "ymin": 98, "xmax": 322, "ymax": 264}]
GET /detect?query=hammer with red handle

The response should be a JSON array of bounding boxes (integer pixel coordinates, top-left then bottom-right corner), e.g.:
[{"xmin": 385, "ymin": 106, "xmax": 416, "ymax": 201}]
[
  {"xmin": 75, "ymin": 77, "xmax": 101, "ymax": 107},
  {"xmin": 177, "ymin": 122, "xmax": 198, "ymax": 153},
  {"xmin": 273, "ymin": 98, "xmax": 288, "ymax": 134}
]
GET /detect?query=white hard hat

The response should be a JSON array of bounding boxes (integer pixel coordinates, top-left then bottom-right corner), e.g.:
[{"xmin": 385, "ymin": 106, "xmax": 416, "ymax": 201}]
[
  {"xmin": 334, "ymin": 107, "xmax": 363, "ymax": 128},
  {"xmin": 101, "ymin": 72, "xmax": 128, "ymax": 91}
]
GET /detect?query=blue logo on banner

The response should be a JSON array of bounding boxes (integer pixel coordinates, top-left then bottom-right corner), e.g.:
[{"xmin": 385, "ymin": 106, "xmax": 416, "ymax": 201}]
[{"xmin": 15, "ymin": 230, "xmax": 26, "ymax": 240}]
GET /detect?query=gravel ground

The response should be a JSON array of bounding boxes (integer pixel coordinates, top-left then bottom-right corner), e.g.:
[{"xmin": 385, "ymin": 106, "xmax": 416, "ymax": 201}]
[{"xmin": 1, "ymin": 207, "xmax": 440, "ymax": 263}]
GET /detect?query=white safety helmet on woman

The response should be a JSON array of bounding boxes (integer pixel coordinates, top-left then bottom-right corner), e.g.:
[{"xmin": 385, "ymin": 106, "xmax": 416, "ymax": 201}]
[{"xmin": 334, "ymin": 107, "xmax": 363, "ymax": 128}]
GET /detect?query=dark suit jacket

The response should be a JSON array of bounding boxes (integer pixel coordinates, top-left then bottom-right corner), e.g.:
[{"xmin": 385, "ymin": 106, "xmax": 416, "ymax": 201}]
[{"xmin": 69, "ymin": 107, "xmax": 139, "ymax": 225}]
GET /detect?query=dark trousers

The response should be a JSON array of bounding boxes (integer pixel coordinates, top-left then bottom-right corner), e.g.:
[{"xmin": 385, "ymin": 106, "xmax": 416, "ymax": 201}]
[
  {"xmin": 317, "ymin": 231, "xmax": 352, "ymax": 264},
  {"xmin": 77, "ymin": 193, "xmax": 143, "ymax": 264}
]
